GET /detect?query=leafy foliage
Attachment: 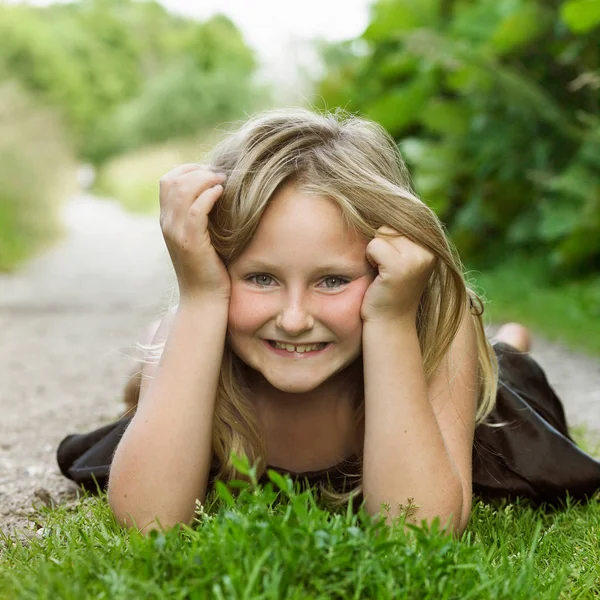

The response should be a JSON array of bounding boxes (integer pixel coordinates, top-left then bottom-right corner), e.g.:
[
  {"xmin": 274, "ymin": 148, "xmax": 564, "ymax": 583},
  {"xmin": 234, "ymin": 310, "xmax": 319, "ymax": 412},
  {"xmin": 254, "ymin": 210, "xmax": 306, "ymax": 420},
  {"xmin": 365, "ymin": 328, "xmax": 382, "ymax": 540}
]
[
  {"xmin": 315, "ymin": 0, "xmax": 600, "ymax": 279},
  {"xmin": 0, "ymin": 0, "xmax": 269, "ymax": 164},
  {"xmin": 0, "ymin": 81, "xmax": 76, "ymax": 272}
]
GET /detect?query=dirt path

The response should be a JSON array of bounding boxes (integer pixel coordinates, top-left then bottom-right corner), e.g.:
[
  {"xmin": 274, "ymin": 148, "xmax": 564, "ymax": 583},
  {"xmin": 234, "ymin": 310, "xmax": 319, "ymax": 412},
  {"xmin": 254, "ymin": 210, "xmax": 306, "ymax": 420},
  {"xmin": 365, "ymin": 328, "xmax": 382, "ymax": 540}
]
[{"xmin": 1, "ymin": 194, "xmax": 599, "ymax": 538}]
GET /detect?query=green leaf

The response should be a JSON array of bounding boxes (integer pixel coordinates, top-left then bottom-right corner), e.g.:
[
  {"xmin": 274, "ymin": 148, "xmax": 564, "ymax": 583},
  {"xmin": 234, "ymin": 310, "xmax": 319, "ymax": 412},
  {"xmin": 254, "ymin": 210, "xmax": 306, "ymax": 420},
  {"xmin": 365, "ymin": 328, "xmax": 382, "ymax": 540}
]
[
  {"xmin": 400, "ymin": 138, "xmax": 463, "ymax": 216},
  {"xmin": 490, "ymin": 5, "xmax": 552, "ymax": 54},
  {"xmin": 553, "ymin": 224, "xmax": 600, "ymax": 271},
  {"xmin": 214, "ymin": 481, "xmax": 235, "ymax": 508},
  {"xmin": 375, "ymin": 52, "xmax": 419, "ymax": 81},
  {"xmin": 420, "ymin": 98, "xmax": 470, "ymax": 137},
  {"xmin": 363, "ymin": 0, "xmax": 442, "ymax": 42},
  {"xmin": 267, "ymin": 469, "xmax": 294, "ymax": 496},
  {"xmin": 446, "ymin": 64, "xmax": 493, "ymax": 94},
  {"xmin": 561, "ymin": 0, "xmax": 600, "ymax": 34},
  {"xmin": 451, "ymin": 0, "xmax": 502, "ymax": 44},
  {"xmin": 538, "ymin": 199, "xmax": 582, "ymax": 241},
  {"xmin": 229, "ymin": 452, "xmax": 252, "ymax": 476},
  {"xmin": 363, "ymin": 71, "xmax": 437, "ymax": 135}
]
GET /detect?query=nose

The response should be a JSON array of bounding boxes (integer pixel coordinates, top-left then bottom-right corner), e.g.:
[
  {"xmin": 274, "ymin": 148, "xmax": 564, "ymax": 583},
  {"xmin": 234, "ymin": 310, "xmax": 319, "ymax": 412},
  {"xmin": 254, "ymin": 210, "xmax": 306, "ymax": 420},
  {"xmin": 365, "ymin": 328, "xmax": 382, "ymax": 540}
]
[{"xmin": 275, "ymin": 291, "xmax": 315, "ymax": 336}]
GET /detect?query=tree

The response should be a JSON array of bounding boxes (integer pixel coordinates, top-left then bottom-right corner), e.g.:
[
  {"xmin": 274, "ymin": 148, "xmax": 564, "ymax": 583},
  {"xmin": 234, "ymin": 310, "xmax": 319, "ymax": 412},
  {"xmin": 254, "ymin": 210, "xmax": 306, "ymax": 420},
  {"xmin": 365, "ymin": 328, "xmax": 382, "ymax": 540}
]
[{"xmin": 315, "ymin": 0, "xmax": 600, "ymax": 278}]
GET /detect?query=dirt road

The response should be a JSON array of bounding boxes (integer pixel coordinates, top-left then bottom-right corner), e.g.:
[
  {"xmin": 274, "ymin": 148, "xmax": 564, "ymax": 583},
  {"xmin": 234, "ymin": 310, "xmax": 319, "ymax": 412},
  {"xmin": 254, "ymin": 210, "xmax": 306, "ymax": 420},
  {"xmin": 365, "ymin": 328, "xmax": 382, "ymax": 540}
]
[{"xmin": 1, "ymin": 194, "xmax": 599, "ymax": 537}]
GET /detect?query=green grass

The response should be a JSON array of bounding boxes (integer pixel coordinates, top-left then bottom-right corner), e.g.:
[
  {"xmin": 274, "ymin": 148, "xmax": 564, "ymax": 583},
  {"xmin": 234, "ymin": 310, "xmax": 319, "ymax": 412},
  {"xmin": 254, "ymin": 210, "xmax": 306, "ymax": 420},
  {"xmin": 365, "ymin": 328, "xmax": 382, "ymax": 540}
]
[
  {"xmin": 468, "ymin": 255, "xmax": 600, "ymax": 358},
  {"xmin": 1, "ymin": 454, "xmax": 599, "ymax": 599}
]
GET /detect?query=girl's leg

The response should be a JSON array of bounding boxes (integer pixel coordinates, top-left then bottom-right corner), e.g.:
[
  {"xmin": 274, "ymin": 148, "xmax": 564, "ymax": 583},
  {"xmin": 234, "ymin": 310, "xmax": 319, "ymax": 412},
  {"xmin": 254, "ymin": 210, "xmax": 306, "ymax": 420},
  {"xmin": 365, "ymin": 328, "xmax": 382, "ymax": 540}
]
[
  {"xmin": 121, "ymin": 317, "xmax": 162, "ymax": 416},
  {"xmin": 494, "ymin": 322, "xmax": 531, "ymax": 352}
]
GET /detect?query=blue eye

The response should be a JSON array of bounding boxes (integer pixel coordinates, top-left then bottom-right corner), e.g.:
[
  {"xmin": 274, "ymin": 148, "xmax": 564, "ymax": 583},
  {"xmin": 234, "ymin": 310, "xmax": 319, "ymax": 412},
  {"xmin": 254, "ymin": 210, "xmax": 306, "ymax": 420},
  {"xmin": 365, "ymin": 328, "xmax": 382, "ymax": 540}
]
[
  {"xmin": 246, "ymin": 274, "xmax": 349, "ymax": 289},
  {"xmin": 321, "ymin": 276, "xmax": 349, "ymax": 289},
  {"xmin": 248, "ymin": 274, "xmax": 274, "ymax": 287}
]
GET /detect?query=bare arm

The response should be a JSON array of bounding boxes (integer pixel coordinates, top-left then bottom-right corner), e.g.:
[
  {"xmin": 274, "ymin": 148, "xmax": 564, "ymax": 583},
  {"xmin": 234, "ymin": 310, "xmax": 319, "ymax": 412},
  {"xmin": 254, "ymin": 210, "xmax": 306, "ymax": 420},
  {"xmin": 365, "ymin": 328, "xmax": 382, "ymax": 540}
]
[
  {"xmin": 362, "ymin": 311, "xmax": 478, "ymax": 536},
  {"xmin": 107, "ymin": 298, "xmax": 229, "ymax": 533}
]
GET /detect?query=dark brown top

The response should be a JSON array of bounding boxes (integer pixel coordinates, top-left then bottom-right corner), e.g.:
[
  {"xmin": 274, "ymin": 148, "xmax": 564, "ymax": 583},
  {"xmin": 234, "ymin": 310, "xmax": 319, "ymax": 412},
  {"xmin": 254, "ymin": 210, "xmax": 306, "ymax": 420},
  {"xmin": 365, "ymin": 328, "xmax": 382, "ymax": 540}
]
[{"xmin": 57, "ymin": 342, "xmax": 600, "ymax": 506}]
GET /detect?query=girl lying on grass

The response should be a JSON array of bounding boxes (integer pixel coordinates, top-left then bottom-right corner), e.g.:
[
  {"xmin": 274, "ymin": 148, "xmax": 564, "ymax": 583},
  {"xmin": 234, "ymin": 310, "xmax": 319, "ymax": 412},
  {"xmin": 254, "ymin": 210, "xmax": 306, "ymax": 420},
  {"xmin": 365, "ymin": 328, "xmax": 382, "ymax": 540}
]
[{"xmin": 57, "ymin": 108, "xmax": 600, "ymax": 536}]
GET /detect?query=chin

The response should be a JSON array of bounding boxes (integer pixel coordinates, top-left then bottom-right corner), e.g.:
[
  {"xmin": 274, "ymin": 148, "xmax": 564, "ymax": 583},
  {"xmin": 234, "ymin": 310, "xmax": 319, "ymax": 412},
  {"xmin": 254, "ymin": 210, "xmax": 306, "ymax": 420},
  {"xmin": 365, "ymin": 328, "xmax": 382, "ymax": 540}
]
[{"xmin": 261, "ymin": 373, "xmax": 327, "ymax": 395}]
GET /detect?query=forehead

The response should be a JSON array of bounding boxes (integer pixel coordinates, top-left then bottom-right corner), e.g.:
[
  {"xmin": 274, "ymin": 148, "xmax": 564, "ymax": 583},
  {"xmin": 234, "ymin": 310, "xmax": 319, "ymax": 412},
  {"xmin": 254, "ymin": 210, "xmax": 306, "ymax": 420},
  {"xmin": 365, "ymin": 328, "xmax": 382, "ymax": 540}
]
[{"xmin": 239, "ymin": 183, "xmax": 366, "ymax": 260}]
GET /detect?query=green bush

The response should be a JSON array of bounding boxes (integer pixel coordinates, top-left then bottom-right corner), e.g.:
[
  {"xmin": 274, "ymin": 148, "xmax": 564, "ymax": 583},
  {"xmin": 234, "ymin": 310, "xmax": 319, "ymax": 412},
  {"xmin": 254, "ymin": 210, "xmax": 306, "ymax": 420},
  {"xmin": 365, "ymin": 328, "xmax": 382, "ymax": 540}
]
[
  {"xmin": 0, "ymin": 81, "xmax": 77, "ymax": 272},
  {"xmin": 0, "ymin": 1, "xmax": 142, "ymax": 154},
  {"xmin": 315, "ymin": 0, "xmax": 600, "ymax": 280},
  {"xmin": 0, "ymin": 1, "xmax": 270, "ymax": 165},
  {"xmin": 88, "ymin": 55, "xmax": 270, "ymax": 163}
]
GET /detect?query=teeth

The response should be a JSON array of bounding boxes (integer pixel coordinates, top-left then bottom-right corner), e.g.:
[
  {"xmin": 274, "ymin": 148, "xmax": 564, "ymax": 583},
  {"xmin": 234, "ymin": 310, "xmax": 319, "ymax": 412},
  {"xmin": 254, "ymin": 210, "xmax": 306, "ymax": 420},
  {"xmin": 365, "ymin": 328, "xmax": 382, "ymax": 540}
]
[{"xmin": 272, "ymin": 341, "xmax": 325, "ymax": 352}]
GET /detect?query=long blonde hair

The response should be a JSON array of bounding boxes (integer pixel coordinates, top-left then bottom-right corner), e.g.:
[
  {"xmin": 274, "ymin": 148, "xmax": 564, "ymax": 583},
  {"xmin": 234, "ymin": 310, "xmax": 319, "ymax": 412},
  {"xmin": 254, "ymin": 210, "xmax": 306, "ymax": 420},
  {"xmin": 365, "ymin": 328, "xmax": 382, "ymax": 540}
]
[{"xmin": 144, "ymin": 107, "xmax": 499, "ymax": 504}]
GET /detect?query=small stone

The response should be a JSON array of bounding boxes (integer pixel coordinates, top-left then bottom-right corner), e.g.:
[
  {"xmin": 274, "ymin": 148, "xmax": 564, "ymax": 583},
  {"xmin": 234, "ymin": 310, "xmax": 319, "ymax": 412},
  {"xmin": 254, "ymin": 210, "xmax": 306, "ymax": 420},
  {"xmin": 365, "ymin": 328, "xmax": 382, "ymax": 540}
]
[{"xmin": 34, "ymin": 488, "xmax": 54, "ymax": 508}]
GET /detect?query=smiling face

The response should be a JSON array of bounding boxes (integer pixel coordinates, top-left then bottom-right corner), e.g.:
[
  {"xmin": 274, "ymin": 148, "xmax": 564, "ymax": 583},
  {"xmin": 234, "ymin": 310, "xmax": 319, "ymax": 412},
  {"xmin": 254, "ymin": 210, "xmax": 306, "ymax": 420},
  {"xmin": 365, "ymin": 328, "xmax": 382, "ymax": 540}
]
[{"xmin": 226, "ymin": 182, "xmax": 375, "ymax": 396}]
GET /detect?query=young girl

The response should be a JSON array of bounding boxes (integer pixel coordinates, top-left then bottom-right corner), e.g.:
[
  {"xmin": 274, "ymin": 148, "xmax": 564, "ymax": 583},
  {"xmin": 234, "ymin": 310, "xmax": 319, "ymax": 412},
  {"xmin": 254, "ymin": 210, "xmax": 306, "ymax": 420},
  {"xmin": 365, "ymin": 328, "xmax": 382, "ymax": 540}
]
[{"xmin": 57, "ymin": 107, "xmax": 600, "ymax": 536}]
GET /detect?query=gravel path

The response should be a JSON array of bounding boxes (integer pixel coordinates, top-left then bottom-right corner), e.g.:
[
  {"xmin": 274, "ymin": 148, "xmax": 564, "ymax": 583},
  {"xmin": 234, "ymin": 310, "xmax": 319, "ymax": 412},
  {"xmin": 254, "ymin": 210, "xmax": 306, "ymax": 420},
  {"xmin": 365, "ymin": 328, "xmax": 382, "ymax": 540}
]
[{"xmin": 1, "ymin": 194, "xmax": 599, "ymax": 539}]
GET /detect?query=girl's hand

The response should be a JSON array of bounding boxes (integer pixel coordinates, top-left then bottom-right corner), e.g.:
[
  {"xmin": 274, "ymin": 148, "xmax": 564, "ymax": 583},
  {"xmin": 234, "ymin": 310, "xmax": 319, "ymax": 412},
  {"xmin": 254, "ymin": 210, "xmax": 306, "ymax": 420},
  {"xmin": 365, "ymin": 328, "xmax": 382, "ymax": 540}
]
[
  {"xmin": 360, "ymin": 226, "xmax": 437, "ymax": 324},
  {"xmin": 159, "ymin": 164, "xmax": 231, "ymax": 303}
]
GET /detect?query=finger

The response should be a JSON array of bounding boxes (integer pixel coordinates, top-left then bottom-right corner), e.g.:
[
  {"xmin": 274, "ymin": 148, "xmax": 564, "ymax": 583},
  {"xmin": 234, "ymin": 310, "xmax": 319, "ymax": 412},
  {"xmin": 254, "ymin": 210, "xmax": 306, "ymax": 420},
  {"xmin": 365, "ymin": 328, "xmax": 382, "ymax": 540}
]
[
  {"xmin": 376, "ymin": 225, "xmax": 400, "ymax": 236},
  {"xmin": 159, "ymin": 163, "xmax": 222, "ymax": 206},
  {"xmin": 163, "ymin": 169, "xmax": 227, "ymax": 226},
  {"xmin": 386, "ymin": 235, "xmax": 434, "ymax": 265},
  {"xmin": 159, "ymin": 163, "xmax": 203, "ymax": 191},
  {"xmin": 182, "ymin": 183, "xmax": 224, "ymax": 241},
  {"xmin": 365, "ymin": 237, "xmax": 399, "ymax": 276},
  {"xmin": 374, "ymin": 226, "xmax": 405, "ymax": 251}
]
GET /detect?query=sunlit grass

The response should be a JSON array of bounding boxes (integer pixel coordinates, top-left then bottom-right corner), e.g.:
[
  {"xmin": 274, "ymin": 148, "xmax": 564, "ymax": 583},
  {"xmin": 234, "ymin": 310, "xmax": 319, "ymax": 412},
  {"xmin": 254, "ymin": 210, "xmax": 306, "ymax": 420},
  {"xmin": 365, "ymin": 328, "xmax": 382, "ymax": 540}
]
[
  {"xmin": 1, "ymin": 454, "xmax": 599, "ymax": 599},
  {"xmin": 468, "ymin": 255, "xmax": 600, "ymax": 357}
]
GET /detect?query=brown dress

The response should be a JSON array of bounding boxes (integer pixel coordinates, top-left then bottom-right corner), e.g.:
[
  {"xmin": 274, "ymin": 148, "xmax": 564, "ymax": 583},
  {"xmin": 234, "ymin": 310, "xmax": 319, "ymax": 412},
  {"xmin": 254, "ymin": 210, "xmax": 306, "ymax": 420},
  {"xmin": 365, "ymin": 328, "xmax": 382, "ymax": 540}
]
[{"xmin": 56, "ymin": 342, "xmax": 600, "ymax": 506}]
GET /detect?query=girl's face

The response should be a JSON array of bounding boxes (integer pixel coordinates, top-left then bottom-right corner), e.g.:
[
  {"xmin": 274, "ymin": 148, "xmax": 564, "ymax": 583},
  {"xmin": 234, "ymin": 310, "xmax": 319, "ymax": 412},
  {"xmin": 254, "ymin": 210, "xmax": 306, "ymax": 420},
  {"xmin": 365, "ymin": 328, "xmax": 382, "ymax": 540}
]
[{"xmin": 227, "ymin": 182, "xmax": 375, "ymax": 395}]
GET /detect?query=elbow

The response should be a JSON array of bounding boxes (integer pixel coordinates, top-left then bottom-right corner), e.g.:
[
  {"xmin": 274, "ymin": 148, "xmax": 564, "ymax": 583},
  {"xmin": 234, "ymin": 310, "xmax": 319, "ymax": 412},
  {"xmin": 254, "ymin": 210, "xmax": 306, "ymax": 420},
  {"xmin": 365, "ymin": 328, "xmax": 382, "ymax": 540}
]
[
  {"xmin": 439, "ymin": 483, "xmax": 472, "ymax": 537},
  {"xmin": 457, "ymin": 487, "xmax": 473, "ymax": 537},
  {"xmin": 107, "ymin": 481, "xmax": 152, "ymax": 533},
  {"xmin": 427, "ymin": 494, "xmax": 466, "ymax": 537},
  {"xmin": 107, "ymin": 475, "xmax": 192, "ymax": 535},
  {"xmin": 108, "ymin": 496, "xmax": 190, "ymax": 535},
  {"xmin": 439, "ymin": 481, "xmax": 472, "ymax": 537},
  {"xmin": 373, "ymin": 481, "xmax": 470, "ymax": 537}
]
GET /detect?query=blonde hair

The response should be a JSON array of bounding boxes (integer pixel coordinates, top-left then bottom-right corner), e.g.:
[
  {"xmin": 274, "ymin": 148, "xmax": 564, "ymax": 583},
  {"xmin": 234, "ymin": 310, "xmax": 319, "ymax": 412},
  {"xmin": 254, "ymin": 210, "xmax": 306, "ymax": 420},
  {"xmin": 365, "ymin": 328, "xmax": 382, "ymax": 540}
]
[{"xmin": 143, "ymin": 107, "xmax": 499, "ymax": 505}]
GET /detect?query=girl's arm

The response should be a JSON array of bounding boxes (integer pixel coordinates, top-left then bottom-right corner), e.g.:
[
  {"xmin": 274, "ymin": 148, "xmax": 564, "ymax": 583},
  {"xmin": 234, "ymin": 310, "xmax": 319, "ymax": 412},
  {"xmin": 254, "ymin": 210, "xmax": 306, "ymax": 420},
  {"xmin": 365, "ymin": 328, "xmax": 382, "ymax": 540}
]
[
  {"xmin": 108, "ymin": 298, "xmax": 229, "ymax": 533},
  {"xmin": 362, "ymin": 310, "xmax": 479, "ymax": 536}
]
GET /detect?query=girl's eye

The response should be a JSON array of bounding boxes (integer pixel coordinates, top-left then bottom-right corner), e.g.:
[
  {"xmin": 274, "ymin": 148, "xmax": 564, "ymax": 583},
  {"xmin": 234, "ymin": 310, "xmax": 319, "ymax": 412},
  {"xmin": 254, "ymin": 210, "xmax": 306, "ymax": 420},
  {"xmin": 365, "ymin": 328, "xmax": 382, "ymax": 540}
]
[
  {"xmin": 249, "ymin": 274, "xmax": 274, "ymax": 287},
  {"xmin": 246, "ymin": 275, "xmax": 349, "ymax": 289},
  {"xmin": 320, "ymin": 276, "xmax": 349, "ymax": 289}
]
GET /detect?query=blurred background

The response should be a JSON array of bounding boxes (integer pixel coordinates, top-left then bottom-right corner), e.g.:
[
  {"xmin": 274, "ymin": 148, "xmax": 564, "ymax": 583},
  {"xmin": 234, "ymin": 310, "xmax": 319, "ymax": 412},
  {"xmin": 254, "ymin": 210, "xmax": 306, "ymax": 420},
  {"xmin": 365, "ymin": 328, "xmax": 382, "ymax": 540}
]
[{"xmin": 0, "ymin": 0, "xmax": 599, "ymax": 354}]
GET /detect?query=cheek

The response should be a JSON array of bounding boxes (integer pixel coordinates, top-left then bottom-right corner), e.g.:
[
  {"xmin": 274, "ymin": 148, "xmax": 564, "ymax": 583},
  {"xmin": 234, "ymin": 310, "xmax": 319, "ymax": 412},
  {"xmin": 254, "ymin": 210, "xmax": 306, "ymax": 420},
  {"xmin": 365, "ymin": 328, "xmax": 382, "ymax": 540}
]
[
  {"xmin": 318, "ymin": 279, "xmax": 371, "ymax": 335},
  {"xmin": 228, "ymin": 287, "xmax": 267, "ymax": 334}
]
